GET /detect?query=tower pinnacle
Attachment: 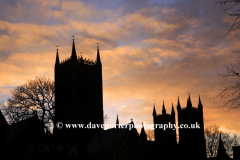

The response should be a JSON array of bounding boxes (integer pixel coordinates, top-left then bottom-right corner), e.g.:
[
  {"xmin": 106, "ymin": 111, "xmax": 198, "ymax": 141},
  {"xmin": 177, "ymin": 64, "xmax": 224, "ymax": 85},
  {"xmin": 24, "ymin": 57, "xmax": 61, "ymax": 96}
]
[
  {"xmin": 177, "ymin": 96, "xmax": 181, "ymax": 110},
  {"xmin": 162, "ymin": 100, "xmax": 166, "ymax": 115},
  {"xmin": 171, "ymin": 102, "xmax": 175, "ymax": 115},
  {"xmin": 55, "ymin": 48, "xmax": 60, "ymax": 67},
  {"xmin": 116, "ymin": 114, "xmax": 119, "ymax": 128},
  {"xmin": 187, "ymin": 94, "xmax": 192, "ymax": 108},
  {"xmin": 153, "ymin": 103, "xmax": 156, "ymax": 116},
  {"xmin": 71, "ymin": 38, "xmax": 77, "ymax": 60},
  {"xmin": 198, "ymin": 95, "xmax": 203, "ymax": 109},
  {"xmin": 96, "ymin": 44, "xmax": 101, "ymax": 65},
  {"xmin": 116, "ymin": 114, "xmax": 119, "ymax": 125}
]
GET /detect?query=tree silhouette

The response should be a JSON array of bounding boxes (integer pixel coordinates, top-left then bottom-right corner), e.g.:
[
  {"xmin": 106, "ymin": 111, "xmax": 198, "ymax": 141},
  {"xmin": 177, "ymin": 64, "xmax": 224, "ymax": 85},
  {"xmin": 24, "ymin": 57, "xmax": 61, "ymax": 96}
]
[
  {"xmin": 205, "ymin": 124, "xmax": 238, "ymax": 158},
  {"xmin": 145, "ymin": 129, "xmax": 154, "ymax": 141},
  {"xmin": 215, "ymin": 0, "xmax": 240, "ymax": 37},
  {"xmin": 1, "ymin": 76, "xmax": 110, "ymax": 159},
  {"xmin": 1, "ymin": 76, "xmax": 56, "ymax": 158},
  {"xmin": 214, "ymin": 0, "xmax": 240, "ymax": 109},
  {"xmin": 214, "ymin": 58, "xmax": 240, "ymax": 109}
]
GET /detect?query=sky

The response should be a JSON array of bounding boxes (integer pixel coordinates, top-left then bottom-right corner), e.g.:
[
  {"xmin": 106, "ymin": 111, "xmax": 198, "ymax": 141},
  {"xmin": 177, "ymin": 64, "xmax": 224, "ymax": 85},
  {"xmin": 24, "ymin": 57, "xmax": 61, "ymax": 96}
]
[{"xmin": 0, "ymin": 0, "xmax": 240, "ymax": 134}]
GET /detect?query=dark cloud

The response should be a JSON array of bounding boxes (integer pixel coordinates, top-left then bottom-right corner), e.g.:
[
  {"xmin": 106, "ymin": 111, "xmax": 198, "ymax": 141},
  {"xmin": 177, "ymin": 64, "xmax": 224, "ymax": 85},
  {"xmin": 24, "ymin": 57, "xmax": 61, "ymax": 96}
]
[{"xmin": 0, "ymin": 28, "xmax": 10, "ymax": 36}]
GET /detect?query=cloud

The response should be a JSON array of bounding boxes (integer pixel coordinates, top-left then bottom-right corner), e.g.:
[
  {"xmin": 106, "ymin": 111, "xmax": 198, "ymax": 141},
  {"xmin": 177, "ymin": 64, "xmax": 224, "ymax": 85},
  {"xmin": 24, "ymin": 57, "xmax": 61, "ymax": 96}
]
[{"xmin": 0, "ymin": 0, "xmax": 240, "ymax": 133}]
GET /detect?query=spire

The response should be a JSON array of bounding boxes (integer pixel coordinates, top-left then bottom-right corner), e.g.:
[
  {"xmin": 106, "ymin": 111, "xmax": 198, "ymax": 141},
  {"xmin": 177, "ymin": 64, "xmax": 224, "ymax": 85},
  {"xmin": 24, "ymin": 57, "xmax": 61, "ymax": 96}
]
[
  {"xmin": 140, "ymin": 122, "xmax": 147, "ymax": 137},
  {"xmin": 153, "ymin": 103, "xmax": 156, "ymax": 117},
  {"xmin": 140, "ymin": 122, "xmax": 147, "ymax": 142},
  {"xmin": 116, "ymin": 115, "xmax": 119, "ymax": 125},
  {"xmin": 141, "ymin": 122, "xmax": 146, "ymax": 134},
  {"xmin": 128, "ymin": 118, "xmax": 135, "ymax": 129},
  {"xmin": 130, "ymin": 118, "xmax": 134, "ymax": 124},
  {"xmin": 55, "ymin": 48, "xmax": 60, "ymax": 67},
  {"xmin": 162, "ymin": 100, "xmax": 166, "ymax": 115},
  {"xmin": 116, "ymin": 114, "xmax": 119, "ymax": 128},
  {"xmin": 71, "ymin": 38, "xmax": 77, "ymax": 60},
  {"xmin": 171, "ymin": 102, "xmax": 175, "ymax": 115},
  {"xmin": 187, "ymin": 94, "xmax": 192, "ymax": 108},
  {"xmin": 96, "ymin": 44, "xmax": 101, "ymax": 65},
  {"xmin": 113, "ymin": 114, "xmax": 122, "ymax": 145},
  {"xmin": 217, "ymin": 134, "xmax": 229, "ymax": 159},
  {"xmin": 177, "ymin": 96, "xmax": 181, "ymax": 110},
  {"xmin": 198, "ymin": 95, "xmax": 203, "ymax": 109}
]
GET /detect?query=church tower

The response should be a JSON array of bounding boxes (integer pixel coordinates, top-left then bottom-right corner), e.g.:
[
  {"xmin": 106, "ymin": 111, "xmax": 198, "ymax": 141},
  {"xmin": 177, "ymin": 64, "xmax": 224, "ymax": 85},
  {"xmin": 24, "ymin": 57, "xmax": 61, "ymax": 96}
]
[
  {"xmin": 177, "ymin": 95, "xmax": 206, "ymax": 159},
  {"xmin": 152, "ymin": 102, "xmax": 176, "ymax": 145},
  {"xmin": 54, "ymin": 39, "xmax": 103, "ymax": 153}
]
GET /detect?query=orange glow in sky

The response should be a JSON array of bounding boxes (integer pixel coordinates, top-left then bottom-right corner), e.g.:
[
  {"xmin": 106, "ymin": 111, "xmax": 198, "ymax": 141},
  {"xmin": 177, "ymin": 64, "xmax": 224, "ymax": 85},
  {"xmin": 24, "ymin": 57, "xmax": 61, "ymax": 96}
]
[{"xmin": 0, "ymin": 0, "xmax": 240, "ymax": 134}]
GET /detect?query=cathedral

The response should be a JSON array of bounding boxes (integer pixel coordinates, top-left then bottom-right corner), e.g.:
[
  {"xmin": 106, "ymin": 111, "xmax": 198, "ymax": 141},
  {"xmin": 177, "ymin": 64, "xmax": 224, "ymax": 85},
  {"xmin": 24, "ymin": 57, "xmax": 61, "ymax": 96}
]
[
  {"xmin": 53, "ymin": 39, "xmax": 208, "ymax": 159},
  {"xmin": 177, "ymin": 95, "xmax": 206, "ymax": 159},
  {"xmin": 54, "ymin": 39, "xmax": 103, "ymax": 154},
  {"xmin": 152, "ymin": 95, "xmax": 206, "ymax": 160},
  {"xmin": 0, "ymin": 39, "xmax": 236, "ymax": 160}
]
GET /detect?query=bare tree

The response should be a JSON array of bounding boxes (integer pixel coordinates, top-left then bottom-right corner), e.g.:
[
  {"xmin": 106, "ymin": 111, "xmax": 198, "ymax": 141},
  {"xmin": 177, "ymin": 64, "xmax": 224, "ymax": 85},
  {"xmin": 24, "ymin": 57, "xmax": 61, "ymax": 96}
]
[
  {"xmin": 205, "ymin": 125, "xmax": 224, "ymax": 158},
  {"xmin": 215, "ymin": 0, "xmax": 240, "ymax": 37},
  {"xmin": 1, "ymin": 76, "xmax": 56, "ymax": 158},
  {"xmin": 145, "ymin": 129, "xmax": 155, "ymax": 141},
  {"xmin": 214, "ymin": 58, "xmax": 240, "ymax": 109},
  {"xmin": 214, "ymin": 1, "xmax": 240, "ymax": 109},
  {"xmin": 205, "ymin": 124, "xmax": 238, "ymax": 158},
  {"xmin": 1, "ymin": 76, "xmax": 110, "ymax": 158}
]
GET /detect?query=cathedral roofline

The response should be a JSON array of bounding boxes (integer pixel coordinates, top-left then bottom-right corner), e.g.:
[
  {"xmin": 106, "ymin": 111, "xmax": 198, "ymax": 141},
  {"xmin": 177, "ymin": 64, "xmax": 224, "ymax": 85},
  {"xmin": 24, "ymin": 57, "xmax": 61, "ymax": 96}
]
[
  {"xmin": 58, "ymin": 55, "xmax": 97, "ymax": 67},
  {"xmin": 57, "ymin": 40, "xmax": 100, "ymax": 67},
  {"xmin": 157, "ymin": 113, "xmax": 171, "ymax": 117},
  {"xmin": 180, "ymin": 106, "xmax": 199, "ymax": 111}
]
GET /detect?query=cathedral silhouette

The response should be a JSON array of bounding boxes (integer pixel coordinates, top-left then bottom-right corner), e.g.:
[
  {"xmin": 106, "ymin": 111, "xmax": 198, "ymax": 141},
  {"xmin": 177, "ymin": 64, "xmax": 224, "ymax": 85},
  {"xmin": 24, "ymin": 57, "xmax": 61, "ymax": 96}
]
[
  {"xmin": 1, "ymin": 38, "xmax": 238, "ymax": 160},
  {"xmin": 53, "ymin": 39, "xmax": 210, "ymax": 159},
  {"xmin": 54, "ymin": 39, "xmax": 103, "ymax": 154}
]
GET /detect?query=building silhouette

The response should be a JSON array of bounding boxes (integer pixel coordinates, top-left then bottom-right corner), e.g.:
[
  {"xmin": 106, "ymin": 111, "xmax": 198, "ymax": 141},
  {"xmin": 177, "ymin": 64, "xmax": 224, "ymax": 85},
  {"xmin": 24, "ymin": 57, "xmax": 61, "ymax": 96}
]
[
  {"xmin": 177, "ymin": 95, "xmax": 206, "ymax": 160},
  {"xmin": 152, "ymin": 102, "xmax": 176, "ymax": 159},
  {"xmin": 0, "ymin": 109, "xmax": 8, "ymax": 158},
  {"xmin": 152, "ymin": 96, "xmax": 206, "ymax": 160},
  {"xmin": 53, "ymin": 39, "xmax": 207, "ymax": 159},
  {"xmin": 152, "ymin": 101, "xmax": 176, "ymax": 146},
  {"xmin": 139, "ymin": 122, "xmax": 147, "ymax": 144},
  {"xmin": 3, "ymin": 38, "xmax": 239, "ymax": 159},
  {"xmin": 54, "ymin": 39, "xmax": 103, "ymax": 154},
  {"xmin": 85, "ymin": 116, "xmax": 147, "ymax": 160},
  {"xmin": 233, "ymin": 146, "xmax": 240, "ymax": 160}
]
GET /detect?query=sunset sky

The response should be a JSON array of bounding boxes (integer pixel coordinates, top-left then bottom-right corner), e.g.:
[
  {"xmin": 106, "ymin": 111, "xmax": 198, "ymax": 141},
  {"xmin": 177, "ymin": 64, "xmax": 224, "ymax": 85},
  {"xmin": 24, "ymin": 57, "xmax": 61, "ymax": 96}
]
[{"xmin": 0, "ymin": 0, "xmax": 240, "ymax": 134}]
